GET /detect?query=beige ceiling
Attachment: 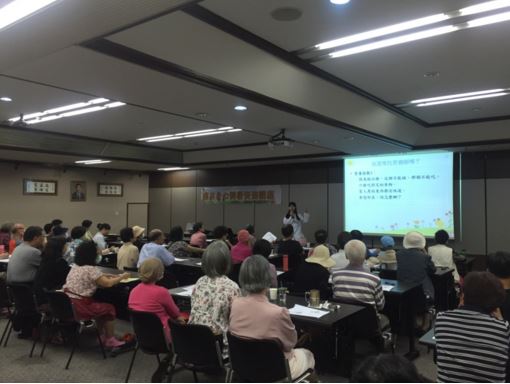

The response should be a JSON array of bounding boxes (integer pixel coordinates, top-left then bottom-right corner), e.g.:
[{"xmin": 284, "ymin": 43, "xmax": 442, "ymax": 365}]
[{"xmin": 0, "ymin": 0, "xmax": 509, "ymax": 172}]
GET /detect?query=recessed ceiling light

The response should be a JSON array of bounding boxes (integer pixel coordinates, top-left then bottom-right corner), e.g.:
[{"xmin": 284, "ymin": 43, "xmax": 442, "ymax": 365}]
[
  {"xmin": 195, "ymin": 112, "xmax": 208, "ymax": 118},
  {"xmin": 423, "ymin": 71, "xmax": 440, "ymax": 78},
  {"xmin": 330, "ymin": 0, "xmax": 350, "ymax": 4},
  {"xmin": 75, "ymin": 159, "xmax": 111, "ymax": 165},
  {"xmin": 0, "ymin": 0, "xmax": 57, "ymax": 31},
  {"xmin": 0, "ymin": 96, "xmax": 12, "ymax": 102},
  {"xmin": 8, "ymin": 97, "xmax": 125, "ymax": 124},
  {"xmin": 472, "ymin": 107, "xmax": 482, "ymax": 112},
  {"xmin": 234, "ymin": 105, "xmax": 247, "ymax": 111},
  {"xmin": 271, "ymin": 7, "xmax": 302, "ymax": 22},
  {"xmin": 157, "ymin": 167, "xmax": 190, "ymax": 171}
]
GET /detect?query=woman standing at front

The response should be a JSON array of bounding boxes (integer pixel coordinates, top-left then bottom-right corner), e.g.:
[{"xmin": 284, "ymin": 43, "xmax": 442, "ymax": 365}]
[{"xmin": 283, "ymin": 202, "xmax": 309, "ymax": 245}]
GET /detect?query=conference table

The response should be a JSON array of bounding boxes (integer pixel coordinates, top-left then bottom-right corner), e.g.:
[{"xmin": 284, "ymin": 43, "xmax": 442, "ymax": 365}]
[{"xmin": 169, "ymin": 285, "xmax": 366, "ymax": 376}]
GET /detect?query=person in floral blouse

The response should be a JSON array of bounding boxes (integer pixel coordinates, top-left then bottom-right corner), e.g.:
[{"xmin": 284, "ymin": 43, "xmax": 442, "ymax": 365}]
[
  {"xmin": 166, "ymin": 226, "xmax": 204, "ymax": 258},
  {"xmin": 188, "ymin": 241, "xmax": 240, "ymax": 337}
]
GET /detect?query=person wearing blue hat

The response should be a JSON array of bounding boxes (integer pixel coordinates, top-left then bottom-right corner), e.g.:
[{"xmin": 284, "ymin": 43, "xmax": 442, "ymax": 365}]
[{"xmin": 377, "ymin": 235, "xmax": 397, "ymax": 269}]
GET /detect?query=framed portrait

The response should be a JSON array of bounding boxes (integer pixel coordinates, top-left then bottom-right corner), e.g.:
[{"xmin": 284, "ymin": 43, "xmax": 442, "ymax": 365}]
[
  {"xmin": 70, "ymin": 181, "xmax": 86, "ymax": 202},
  {"xmin": 97, "ymin": 183, "xmax": 123, "ymax": 197},
  {"xmin": 23, "ymin": 179, "xmax": 58, "ymax": 195}
]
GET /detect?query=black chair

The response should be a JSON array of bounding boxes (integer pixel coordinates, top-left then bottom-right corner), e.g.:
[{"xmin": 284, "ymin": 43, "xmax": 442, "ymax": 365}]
[
  {"xmin": 123, "ymin": 267, "xmax": 138, "ymax": 272},
  {"xmin": 0, "ymin": 281, "xmax": 14, "ymax": 346},
  {"xmin": 3, "ymin": 283, "xmax": 41, "ymax": 347},
  {"xmin": 228, "ymin": 263, "xmax": 241, "ymax": 284},
  {"xmin": 168, "ymin": 320, "xmax": 227, "ymax": 382},
  {"xmin": 379, "ymin": 269, "xmax": 397, "ymax": 280},
  {"xmin": 125, "ymin": 310, "xmax": 172, "ymax": 383},
  {"xmin": 331, "ymin": 299, "xmax": 394, "ymax": 353},
  {"xmin": 42, "ymin": 290, "xmax": 106, "ymax": 369},
  {"xmin": 226, "ymin": 332, "xmax": 312, "ymax": 383}
]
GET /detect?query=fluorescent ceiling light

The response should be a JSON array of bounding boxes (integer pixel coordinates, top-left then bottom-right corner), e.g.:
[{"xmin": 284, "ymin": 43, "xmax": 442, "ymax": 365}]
[
  {"xmin": 460, "ymin": 0, "xmax": 510, "ymax": 16},
  {"xmin": 330, "ymin": 0, "xmax": 350, "ymax": 4},
  {"xmin": 138, "ymin": 126, "xmax": 242, "ymax": 143},
  {"xmin": 316, "ymin": 13, "xmax": 450, "ymax": 51},
  {"xmin": 157, "ymin": 167, "xmax": 190, "ymax": 171},
  {"xmin": 416, "ymin": 92, "xmax": 508, "ymax": 107},
  {"xmin": 75, "ymin": 159, "xmax": 111, "ymax": 165},
  {"xmin": 329, "ymin": 25, "xmax": 458, "ymax": 58},
  {"xmin": 467, "ymin": 10, "xmax": 510, "ymax": 27},
  {"xmin": 26, "ymin": 115, "xmax": 61, "ymax": 124},
  {"xmin": 0, "ymin": 0, "xmax": 57, "ymax": 31},
  {"xmin": 411, "ymin": 88, "xmax": 505, "ymax": 104},
  {"xmin": 8, "ymin": 97, "xmax": 125, "ymax": 123},
  {"xmin": 184, "ymin": 131, "xmax": 226, "ymax": 138},
  {"xmin": 0, "ymin": 97, "xmax": 12, "ymax": 102}
]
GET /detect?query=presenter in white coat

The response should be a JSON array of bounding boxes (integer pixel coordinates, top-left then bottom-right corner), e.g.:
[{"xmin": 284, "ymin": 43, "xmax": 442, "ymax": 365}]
[{"xmin": 283, "ymin": 202, "xmax": 309, "ymax": 245}]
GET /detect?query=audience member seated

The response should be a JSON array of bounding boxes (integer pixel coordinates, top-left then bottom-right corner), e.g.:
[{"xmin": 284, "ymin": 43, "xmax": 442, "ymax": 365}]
[
  {"xmin": 93, "ymin": 223, "xmax": 113, "ymax": 255},
  {"xmin": 331, "ymin": 231, "xmax": 351, "ymax": 269},
  {"xmin": 211, "ymin": 225, "xmax": 233, "ymax": 248},
  {"xmin": 435, "ymin": 271, "xmax": 510, "ymax": 383},
  {"xmin": 294, "ymin": 244, "xmax": 334, "ymax": 298},
  {"xmin": 488, "ymin": 251, "xmax": 510, "ymax": 322},
  {"xmin": 0, "ymin": 222, "xmax": 13, "ymax": 250},
  {"xmin": 428, "ymin": 229, "xmax": 459, "ymax": 282},
  {"xmin": 231, "ymin": 229, "xmax": 253, "ymax": 264},
  {"xmin": 10, "ymin": 223, "xmax": 26, "ymax": 251},
  {"xmin": 309, "ymin": 229, "xmax": 336, "ymax": 256},
  {"xmin": 51, "ymin": 225, "xmax": 68, "ymax": 239},
  {"xmin": 230, "ymin": 255, "xmax": 315, "ymax": 380},
  {"xmin": 132, "ymin": 225, "xmax": 146, "ymax": 251},
  {"xmin": 397, "ymin": 231, "xmax": 436, "ymax": 303},
  {"xmin": 128, "ymin": 257, "xmax": 185, "ymax": 341},
  {"xmin": 245, "ymin": 224, "xmax": 256, "ymax": 248},
  {"xmin": 189, "ymin": 222, "xmax": 207, "ymax": 249},
  {"xmin": 63, "ymin": 241, "xmax": 129, "ymax": 348},
  {"xmin": 369, "ymin": 235, "xmax": 397, "ymax": 270},
  {"xmin": 82, "ymin": 219, "xmax": 94, "ymax": 241},
  {"xmin": 66, "ymin": 226, "xmax": 87, "ymax": 264},
  {"xmin": 6, "ymin": 226, "xmax": 44, "ymax": 284},
  {"xmin": 351, "ymin": 354, "xmax": 424, "ymax": 383},
  {"xmin": 167, "ymin": 225, "xmax": 204, "ymax": 258},
  {"xmin": 138, "ymin": 229, "xmax": 175, "ymax": 268},
  {"xmin": 331, "ymin": 240, "xmax": 387, "ymax": 350},
  {"xmin": 43, "ymin": 223, "xmax": 53, "ymax": 237},
  {"xmin": 189, "ymin": 241, "xmax": 240, "ymax": 339},
  {"xmin": 350, "ymin": 229, "xmax": 377, "ymax": 257},
  {"xmin": 34, "ymin": 236, "xmax": 71, "ymax": 306},
  {"xmin": 252, "ymin": 239, "xmax": 277, "ymax": 287},
  {"xmin": 116, "ymin": 227, "xmax": 140, "ymax": 270},
  {"xmin": 276, "ymin": 224, "xmax": 304, "ymax": 272}
]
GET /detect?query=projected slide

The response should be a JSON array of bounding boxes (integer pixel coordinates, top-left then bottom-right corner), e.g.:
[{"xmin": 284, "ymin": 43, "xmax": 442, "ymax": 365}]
[{"xmin": 344, "ymin": 152, "xmax": 454, "ymax": 237}]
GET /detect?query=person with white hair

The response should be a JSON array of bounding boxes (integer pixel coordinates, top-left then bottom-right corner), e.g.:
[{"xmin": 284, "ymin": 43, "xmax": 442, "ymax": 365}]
[
  {"xmin": 396, "ymin": 231, "xmax": 436, "ymax": 302},
  {"xmin": 331, "ymin": 240, "xmax": 388, "ymax": 351}
]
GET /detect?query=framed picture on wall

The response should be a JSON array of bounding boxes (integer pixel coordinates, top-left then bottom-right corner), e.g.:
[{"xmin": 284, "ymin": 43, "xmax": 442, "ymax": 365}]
[
  {"xmin": 70, "ymin": 181, "xmax": 86, "ymax": 202},
  {"xmin": 23, "ymin": 179, "xmax": 58, "ymax": 195},
  {"xmin": 97, "ymin": 183, "xmax": 123, "ymax": 197}
]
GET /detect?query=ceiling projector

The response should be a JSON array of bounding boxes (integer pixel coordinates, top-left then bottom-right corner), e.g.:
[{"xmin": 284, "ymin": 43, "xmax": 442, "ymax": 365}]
[{"xmin": 268, "ymin": 129, "xmax": 294, "ymax": 148}]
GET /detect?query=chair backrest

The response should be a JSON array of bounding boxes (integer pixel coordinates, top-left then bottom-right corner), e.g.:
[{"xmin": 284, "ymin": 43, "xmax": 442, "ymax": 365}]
[
  {"xmin": 7, "ymin": 283, "xmax": 37, "ymax": 314},
  {"xmin": 0, "ymin": 278, "xmax": 12, "ymax": 308},
  {"xmin": 379, "ymin": 269, "xmax": 397, "ymax": 280},
  {"xmin": 129, "ymin": 310, "xmax": 170, "ymax": 355},
  {"xmin": 331, "ymin": 298, "xmax": 380, "ymax": 338},
  {"xmin": 123, "ymin": 266, "xmax": 138, "ymax": 272},
  {"xmin": 169, "ymin": 321, "xmax": 222, "ymax": 368},
  {"xmin": 228, "ymin": 263, "xmax": 242, "ymax": 284},
  {"xmin": 45, "ymin": 290, "xmax": 76, "ymax": 321},
  {"xmin": 226, "ymin": 332, "xmax": 290, "ymax": 382}
]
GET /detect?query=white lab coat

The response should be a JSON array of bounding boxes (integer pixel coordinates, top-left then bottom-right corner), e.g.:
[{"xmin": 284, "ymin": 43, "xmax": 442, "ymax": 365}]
[{"xmin": 283, "ymin": 212, "xmax": 310, "ymax": 244}]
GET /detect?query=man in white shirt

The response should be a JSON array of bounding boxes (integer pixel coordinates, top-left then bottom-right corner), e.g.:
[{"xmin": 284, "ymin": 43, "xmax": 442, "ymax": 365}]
[{"xmin": 428, "ymin": 229, "xmax": 459, "ymax": 282}]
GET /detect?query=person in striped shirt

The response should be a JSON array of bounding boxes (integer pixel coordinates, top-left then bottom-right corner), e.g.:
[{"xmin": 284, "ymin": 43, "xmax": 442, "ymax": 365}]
[
  {"xmin": 331, "ymin": 239, "xmax": 385, "ymax": 311},
  {"xmin": 435, "ymin": 271, "xmax": 510, "ymax": 383}
]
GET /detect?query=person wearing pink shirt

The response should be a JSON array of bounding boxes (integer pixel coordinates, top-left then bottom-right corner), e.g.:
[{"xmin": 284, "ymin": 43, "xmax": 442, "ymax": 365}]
[
  {"xmin": 189, "ymin": 222, "xmax": 207, "ymax": 249},
  {"xmin": 231, "ymin": 229, "xmax": 252, "ymax": 264},
  {"xmin": 128, "ymin": 257, "xmax": 185, "ymax": 341}
]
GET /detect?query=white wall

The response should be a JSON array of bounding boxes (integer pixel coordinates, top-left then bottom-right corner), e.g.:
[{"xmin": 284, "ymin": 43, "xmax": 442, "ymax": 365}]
[{"xmin": 0, "ymin": 162, "xmax": 149, "ymax": 233}]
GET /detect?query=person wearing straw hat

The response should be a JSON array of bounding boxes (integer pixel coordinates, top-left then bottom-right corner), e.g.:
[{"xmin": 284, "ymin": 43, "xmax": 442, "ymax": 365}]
[{"xmin": 294, "ymin": 244, "xmax": 335, "ymax": 298}]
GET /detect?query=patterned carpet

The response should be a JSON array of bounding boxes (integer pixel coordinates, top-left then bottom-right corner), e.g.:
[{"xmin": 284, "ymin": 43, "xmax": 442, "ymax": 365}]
[{"xmin": 0, "ymin": 317, "xmax": 436, "ymax": 382}]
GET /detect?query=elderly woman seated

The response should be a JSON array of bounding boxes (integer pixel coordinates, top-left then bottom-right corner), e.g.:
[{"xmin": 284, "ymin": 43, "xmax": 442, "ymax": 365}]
[
  {"xmin": 229, "ymin": 255, "xmax": 315, "ymax": 380},
  {"xmin": 189, "ymin": 241, "xmax": 240, "ymax": 338},
  {"xmin": 128, "ymin": 257, "xmax": 185, "ymax": 341}
]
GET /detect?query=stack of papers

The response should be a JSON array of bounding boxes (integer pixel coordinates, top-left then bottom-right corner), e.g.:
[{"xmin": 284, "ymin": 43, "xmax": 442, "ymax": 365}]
[
  {"xmin": 120, "ymin": 277, "xmax": 140, "ymax": 283},
  {"xmin": 262, "ymin": 232, "xmax": 277, "ymax": 243},
  {"xmin": 196, "ymin": 262, "xmax": 202, "ymax": 266},
  {"xmin": 382, "ymin": 284, "xmax": 394, "ymax": 292},
  {"xmin": 176, "ymin": 285, "xmax": 195, "ymax": 297},
  {"xmin": 174, "ymin": 258, "xmax": 186, "ymax": 262},
  {"xmin": 288, "ymin": 304, "xmax": 328, "ymax": 318}
]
